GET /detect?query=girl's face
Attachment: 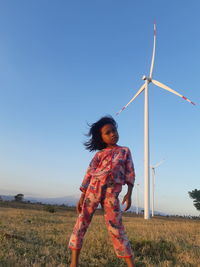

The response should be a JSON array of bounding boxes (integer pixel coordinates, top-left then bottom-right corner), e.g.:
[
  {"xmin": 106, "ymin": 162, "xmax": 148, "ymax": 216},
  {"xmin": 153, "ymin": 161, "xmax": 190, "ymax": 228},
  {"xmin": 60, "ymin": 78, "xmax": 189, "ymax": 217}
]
[{"xmin": 100, "ymin": 123, "xmax": 119, "ymax": 148}]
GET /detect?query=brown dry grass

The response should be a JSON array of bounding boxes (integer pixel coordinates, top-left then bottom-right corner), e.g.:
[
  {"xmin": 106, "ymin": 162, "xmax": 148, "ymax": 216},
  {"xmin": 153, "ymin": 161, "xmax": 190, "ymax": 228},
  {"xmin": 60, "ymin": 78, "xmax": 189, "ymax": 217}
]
[{"xmin": 0, "ymin": 206, "xmax": 199, "ymax": 266}]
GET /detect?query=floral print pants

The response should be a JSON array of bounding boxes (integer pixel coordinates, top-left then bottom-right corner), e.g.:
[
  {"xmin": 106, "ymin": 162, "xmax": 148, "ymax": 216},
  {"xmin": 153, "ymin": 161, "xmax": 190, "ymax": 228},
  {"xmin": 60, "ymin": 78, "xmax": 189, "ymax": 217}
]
[{"xmin": 68, "ymin": 177, "xmax": 133, "ymax": 258}]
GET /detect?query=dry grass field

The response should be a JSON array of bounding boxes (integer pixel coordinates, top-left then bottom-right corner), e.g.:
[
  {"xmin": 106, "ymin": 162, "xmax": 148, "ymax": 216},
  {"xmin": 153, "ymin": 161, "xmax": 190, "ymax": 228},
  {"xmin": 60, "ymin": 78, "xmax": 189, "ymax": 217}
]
[{"xmin": 0, "ymin": 204, "xmax": 199, "ymax": 267}]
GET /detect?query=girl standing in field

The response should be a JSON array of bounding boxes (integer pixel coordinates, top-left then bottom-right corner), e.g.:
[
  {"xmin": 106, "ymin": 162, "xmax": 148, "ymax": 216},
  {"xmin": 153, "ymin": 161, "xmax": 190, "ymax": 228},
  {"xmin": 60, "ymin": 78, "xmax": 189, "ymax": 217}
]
[{"xmin": 69, "ymin": 116, "xmax": 136, "ymax": 267}]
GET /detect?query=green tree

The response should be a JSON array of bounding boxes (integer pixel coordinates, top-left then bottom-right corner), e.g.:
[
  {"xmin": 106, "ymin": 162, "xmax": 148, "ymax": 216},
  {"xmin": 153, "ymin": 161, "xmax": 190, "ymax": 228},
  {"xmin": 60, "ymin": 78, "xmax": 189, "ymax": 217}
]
[
  {"xmin": 188, "ymin": 189, "xmax": 200, "ymax": 211},
  {"xmin": 14, "ymin": 193, "xmax": 24, "ymax": 202}
]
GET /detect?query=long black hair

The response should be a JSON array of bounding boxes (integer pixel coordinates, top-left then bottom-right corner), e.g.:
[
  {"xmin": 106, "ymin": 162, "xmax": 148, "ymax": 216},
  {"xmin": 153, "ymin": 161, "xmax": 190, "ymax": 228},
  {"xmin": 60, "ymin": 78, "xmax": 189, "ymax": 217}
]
[{"xmin": 84, "ymin": 116, "xmax": 118, "ymax": 151}]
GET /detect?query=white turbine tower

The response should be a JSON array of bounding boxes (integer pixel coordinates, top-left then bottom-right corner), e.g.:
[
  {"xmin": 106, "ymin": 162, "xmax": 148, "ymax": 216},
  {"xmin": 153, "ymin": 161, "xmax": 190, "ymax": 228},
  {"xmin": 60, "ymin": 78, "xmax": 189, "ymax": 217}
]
[
  {"xmin": 151, "ymin": 160, "xmax": 165, "ymax": 217},
  {"xmin": 116, "ymin": 24, "xmax": 196, "ymax": 220},
  {"xmin": 136, "ymin": 183, "xmax": 140, "ymax": 215}
]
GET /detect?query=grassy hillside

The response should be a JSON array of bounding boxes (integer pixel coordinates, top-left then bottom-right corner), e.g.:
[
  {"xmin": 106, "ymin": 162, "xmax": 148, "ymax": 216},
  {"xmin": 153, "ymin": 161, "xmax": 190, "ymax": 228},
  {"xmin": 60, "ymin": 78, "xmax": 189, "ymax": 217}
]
[{"xmin": 0, "ymin": 203, "xmax": 199, "ymax": 266}]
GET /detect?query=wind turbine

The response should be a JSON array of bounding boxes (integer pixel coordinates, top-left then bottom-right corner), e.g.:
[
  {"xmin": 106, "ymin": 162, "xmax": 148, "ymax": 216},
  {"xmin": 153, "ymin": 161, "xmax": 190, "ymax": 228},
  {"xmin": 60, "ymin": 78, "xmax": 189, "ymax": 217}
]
[
  {"xmin": 151, "ymin": 160, "xmax": 165, "ymax": 217},
  {"xmin": 116, "ymin": 24, "xmax": 196, "ymax": 220}
]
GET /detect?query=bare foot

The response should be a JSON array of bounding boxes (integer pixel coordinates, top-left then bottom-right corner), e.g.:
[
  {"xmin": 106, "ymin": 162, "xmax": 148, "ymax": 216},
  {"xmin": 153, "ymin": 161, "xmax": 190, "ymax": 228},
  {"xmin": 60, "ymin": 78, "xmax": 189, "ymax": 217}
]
[
  {"xmin": 124, "ymin": 256, "xmax": 135, "ymax": 267},
  {"xmin": 69, "ymin": 248, "xmax": 80, "ymax": 267}
]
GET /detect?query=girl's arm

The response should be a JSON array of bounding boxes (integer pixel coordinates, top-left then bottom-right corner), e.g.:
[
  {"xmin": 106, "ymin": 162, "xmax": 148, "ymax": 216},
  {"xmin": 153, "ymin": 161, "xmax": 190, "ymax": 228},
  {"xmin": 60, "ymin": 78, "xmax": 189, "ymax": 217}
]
[
  {"xmin": 122, "ymin": 183, "xmax": 133, "ymax": 211},
  {"xmin": 124, "ymin": 148, "xmax": 135, "ymax": 186},
  {"xmin": 80, "ymin": 152, "xmax": 100, "ymax": 193},
  {"xmin": 76, "ymin": 192, "xmax": 86, "ymax": 214},
  {"xmin": 122, "ymin": 148, "xmax": 135, "ymax": 211}
]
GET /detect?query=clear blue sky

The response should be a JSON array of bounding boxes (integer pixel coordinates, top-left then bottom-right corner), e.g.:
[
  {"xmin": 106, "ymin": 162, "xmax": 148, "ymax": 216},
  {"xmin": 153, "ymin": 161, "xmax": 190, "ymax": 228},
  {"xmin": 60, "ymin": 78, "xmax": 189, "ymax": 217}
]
[{"xmin": 0, "ymin": 1, "xmax": 199, "ymax": 216}]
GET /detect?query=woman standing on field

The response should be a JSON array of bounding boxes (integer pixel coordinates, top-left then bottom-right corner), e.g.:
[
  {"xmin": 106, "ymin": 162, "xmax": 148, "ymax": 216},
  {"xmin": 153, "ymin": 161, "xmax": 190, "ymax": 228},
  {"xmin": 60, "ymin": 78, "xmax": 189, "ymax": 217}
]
[{"xmin": 68, "ymin": 116, "xmax": 136, "ymax": 267}]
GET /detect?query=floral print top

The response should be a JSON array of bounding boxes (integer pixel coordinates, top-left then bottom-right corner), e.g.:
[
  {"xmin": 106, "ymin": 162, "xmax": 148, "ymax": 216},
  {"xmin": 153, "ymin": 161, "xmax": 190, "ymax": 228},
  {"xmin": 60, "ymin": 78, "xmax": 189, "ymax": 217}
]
[{"xmin": 80, "ymin": 146, "xmax": 135, "ymax": 193}]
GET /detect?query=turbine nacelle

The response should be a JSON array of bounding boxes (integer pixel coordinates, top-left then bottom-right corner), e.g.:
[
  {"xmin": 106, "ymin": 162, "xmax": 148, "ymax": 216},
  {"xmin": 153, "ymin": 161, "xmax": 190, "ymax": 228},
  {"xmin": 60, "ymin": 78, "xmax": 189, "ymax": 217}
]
[{"xmin": 142, "ymin": 75, "xmax": 152, "ymax": 83}]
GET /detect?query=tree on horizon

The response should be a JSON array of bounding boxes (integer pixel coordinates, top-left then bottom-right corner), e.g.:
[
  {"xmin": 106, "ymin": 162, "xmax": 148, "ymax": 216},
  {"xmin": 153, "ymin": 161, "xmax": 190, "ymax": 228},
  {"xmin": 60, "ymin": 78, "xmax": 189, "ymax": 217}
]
[
  {"xmin": 188, "ymin": 189, "xmax": 200, "ymax": 211},
  {"xmin": 14, "ymin": 194, "xmax": 24, "ymax": 202}
]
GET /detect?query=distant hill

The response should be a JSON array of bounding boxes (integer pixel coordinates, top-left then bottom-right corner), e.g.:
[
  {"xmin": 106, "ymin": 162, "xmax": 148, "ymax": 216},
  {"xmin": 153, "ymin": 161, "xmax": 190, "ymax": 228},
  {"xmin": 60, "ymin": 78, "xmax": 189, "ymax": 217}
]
[
  {"xmin": 0, "ymin": 194, "xmax": 167, "ymax": 216},
  {"xmin": 1, "ymin": 195, "xmax": 14, "ymax": 201},
  {"xmin": 0, "ymin": 194, "xmax": 79, "ymax": 206},
  {"xmin": 24, "ymin": 195, "xmax": 80, "ymax": 206}
]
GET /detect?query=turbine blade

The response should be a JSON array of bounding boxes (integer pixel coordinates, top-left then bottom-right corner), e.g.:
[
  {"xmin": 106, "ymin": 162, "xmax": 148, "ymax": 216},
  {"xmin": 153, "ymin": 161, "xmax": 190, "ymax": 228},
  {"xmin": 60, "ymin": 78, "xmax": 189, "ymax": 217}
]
[
  {"xmin": 152, "ymin": 79, "xmax": 196, "ymax": 105},
  {"xmin": 153, "ymin": 159, "xmax": 165, "ymax": 168},
  {"xmin": 149, "ymin": 23, "xmax": 156, "ymax": 79},
  {"xmin": 116, "ymin": 83, "xmax": 146, "ymax": 115}
]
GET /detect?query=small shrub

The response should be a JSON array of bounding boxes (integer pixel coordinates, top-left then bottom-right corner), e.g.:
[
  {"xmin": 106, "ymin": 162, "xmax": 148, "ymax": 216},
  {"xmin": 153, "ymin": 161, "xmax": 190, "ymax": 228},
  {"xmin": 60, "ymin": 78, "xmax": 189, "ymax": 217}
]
[{"xmin": 45, "ymin": 205, "xmax": 56, "ymax": 213}]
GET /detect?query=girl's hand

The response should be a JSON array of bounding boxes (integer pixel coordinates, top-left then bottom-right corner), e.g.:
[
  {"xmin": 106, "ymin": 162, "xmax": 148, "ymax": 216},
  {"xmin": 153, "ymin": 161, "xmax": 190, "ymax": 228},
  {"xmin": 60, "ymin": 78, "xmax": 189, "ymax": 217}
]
[
  {"xmin": 76, "ymin": 193, "xmax": 85, "ymax": 214},
  {"xmin": 122, "ymin": 193, "xmax": 132, "ymax": 212}
]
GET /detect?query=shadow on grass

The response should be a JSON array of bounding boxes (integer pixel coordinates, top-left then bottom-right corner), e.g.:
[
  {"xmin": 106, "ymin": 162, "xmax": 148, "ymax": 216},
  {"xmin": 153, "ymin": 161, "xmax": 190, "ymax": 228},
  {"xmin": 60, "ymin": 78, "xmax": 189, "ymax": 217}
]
[{"xmin": 130, "ymin": 239, "xmax": 177, "ymax": 265}]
